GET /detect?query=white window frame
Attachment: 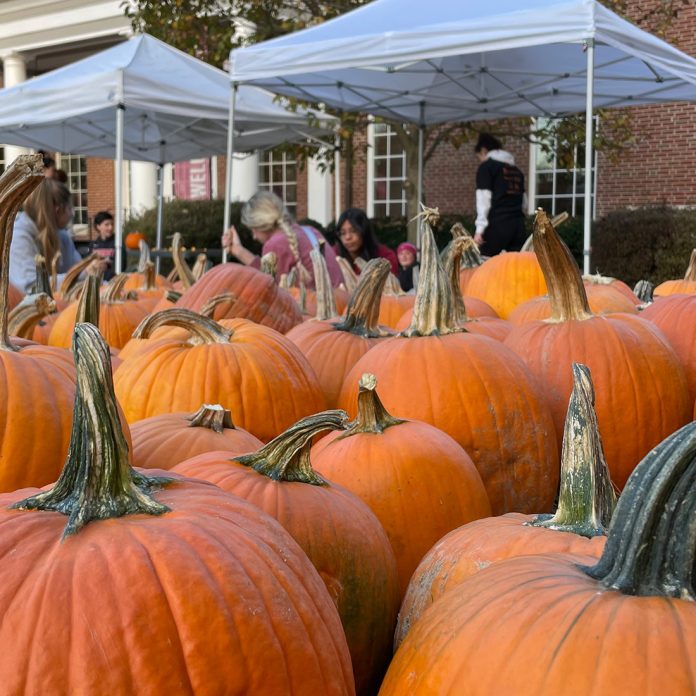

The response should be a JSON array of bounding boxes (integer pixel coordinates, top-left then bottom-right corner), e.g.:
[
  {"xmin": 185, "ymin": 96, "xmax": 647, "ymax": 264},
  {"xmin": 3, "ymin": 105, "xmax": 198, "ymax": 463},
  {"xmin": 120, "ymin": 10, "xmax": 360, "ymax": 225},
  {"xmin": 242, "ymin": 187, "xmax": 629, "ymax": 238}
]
[
  {"xmin": 368, "ymin": 122, "xmax": 407, "ymax": 218},
  {"xmin": 258, "ymin": 149, "xmax": 298, "ymax": 216},
  {"xmin": 56, "ymin": 153, "xmax": 88, "ymax": 232}
]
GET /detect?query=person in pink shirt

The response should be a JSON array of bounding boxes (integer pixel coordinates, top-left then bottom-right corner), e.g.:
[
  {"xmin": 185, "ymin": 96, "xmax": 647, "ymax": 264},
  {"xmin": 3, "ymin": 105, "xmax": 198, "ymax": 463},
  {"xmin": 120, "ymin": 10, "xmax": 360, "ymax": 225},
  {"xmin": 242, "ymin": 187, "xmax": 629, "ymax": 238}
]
[
  {"xmin": 222, "ymin": 190, "xmax": 343, "ymax": 289},
  {"xmin": 334, "ymin": 208, "xmax": 398, "ymax": 275}
]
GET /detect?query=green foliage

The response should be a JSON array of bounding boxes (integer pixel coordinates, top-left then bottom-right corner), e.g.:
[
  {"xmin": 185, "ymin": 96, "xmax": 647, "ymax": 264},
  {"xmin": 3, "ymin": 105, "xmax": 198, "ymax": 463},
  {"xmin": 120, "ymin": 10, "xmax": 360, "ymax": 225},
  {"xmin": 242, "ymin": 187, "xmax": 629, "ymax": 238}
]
[{"xmin": 591, "ymin": 206, "xmax": 696, "ymax": 287}]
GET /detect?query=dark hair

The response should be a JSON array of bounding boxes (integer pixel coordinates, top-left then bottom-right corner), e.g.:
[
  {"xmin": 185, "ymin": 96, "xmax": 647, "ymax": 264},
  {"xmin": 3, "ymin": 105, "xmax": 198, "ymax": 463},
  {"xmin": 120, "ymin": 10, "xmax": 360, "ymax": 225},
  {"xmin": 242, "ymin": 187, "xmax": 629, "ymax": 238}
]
[
  {"xmin": 474, "ymin": 133, "xmax": 503, "ymax": 153},
  {"xmin": 38, "ymin": 150, "xmax": 56, "ymax": 169},
  {"xmin": 335, "ymin": 208, "xmax": 380, "ymax": 262},
  {"xmin": 94, "ymin": 211, "xmax": 114, "ymax": 227}
]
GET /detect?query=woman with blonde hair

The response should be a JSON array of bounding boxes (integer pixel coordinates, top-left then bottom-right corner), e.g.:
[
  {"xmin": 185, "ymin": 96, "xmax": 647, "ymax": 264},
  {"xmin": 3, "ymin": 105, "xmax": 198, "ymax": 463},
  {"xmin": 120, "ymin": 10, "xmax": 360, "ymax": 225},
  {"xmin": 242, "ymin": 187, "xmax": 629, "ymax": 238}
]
[
  {"xmin": 9, "ymin": 178, "xmax": 97, "ymax": 293},
  {"xmin": 222, "ymin": 190, "xmax": 343, "ymax": 289}
]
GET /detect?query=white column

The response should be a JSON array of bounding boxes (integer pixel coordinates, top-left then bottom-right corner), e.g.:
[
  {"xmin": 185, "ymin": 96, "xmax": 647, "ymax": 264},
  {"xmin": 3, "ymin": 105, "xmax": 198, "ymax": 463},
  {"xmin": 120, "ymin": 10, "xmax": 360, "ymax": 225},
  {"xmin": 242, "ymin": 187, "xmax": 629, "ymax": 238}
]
[
  {"xmin": 1, "ymin": 52, "xmax": 29, "ymax": 163},
  {"xmin": 129, "ymin": 161, "xmax": 158, "ymax": 214},
  {"xmin": 307, "ymin": 153, "xmax": 332, "ymax": 226},
  {"xmin": 230, "ymin": 152, "xmax": 258, "ymax": 202}
]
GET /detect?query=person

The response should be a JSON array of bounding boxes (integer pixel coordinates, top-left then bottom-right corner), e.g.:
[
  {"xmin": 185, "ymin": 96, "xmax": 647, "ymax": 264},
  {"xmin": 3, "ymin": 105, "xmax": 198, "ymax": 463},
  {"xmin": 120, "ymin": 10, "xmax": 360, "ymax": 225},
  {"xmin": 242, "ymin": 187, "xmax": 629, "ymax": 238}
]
[
  {"xmin": 90, "ymin": 211, "xmax": 118, "ymax": 281},
  {"xmin": 473, "ymin": 133, "xmax": 527, "ymax": 257},
  {"xmin": 38, "ymin": 151, "xmax": 57, "ymax": 179},
  {"xmin": 396, "ymin": 241, "xmax": 418, "ymax": 292},
  {"xmin": 334, "ymin": 208, "xmax": 398, "ymax": 275},
  {"xmin": 221, "ymin": 190, "xmax": 343, "ymax": 289},
  {"xmin": 9, "ymin": 178, "xmax": 106, "ymax": 293}
]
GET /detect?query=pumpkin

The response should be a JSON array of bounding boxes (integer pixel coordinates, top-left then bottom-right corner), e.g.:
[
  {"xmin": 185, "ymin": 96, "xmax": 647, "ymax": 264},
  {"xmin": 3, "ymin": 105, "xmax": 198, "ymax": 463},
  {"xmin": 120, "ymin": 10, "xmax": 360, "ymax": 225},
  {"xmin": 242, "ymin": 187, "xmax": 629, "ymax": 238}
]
[
  {"xmin": 173, "ymin": 410, "xmax": 399, "ymax": 696},
  {"xmin": 124, "ymin": 230, "xmax": 146, "ymax": 249},
  {"xmin": 582, "ymin": 272, "xmax": 640, "ymax": 304},
  {"xmin": 382, "ymin": 419, "xmax": 696, "ymax": 696},
  {"xmin": 654, "ymin": 248, "xmax": 696, "ymax": 296},
  {"xmin": 122, "ymin": 241, "xmax": 173, "ymax": 294},
  {"xmin": 0, "ymin": 322, "xmax": 355, "ymax": 695},
  {"xmin": 114, "ymin": 309, "xmax": 326, "ymax": 441},
  {"xmin": 465, "ymin": 250, "xmax": 547, "ymax": 319},
  {"xmin": 7, "ymin": 292, "xmax": 57, "ymax": 342},
  {"xmin": 130, "ymin": 404, "xmax": 263, "ymax": 470},
  {"xmin": 641, "ymin": 294, "xmax": 696, "ymax": 404},
  {"xmin": 394, "ymin": 363, "xmax": 614, "ymax": 648},
  {"xmin": 286, "ymin": 258, "xmax": 394, "ymax": 407},
  {"xmin": 313, "ymin": 373, "xmax": 490, "ymax": 596},
  {"xmin": 338, "ymin": 209, "xmax": 558, "ymax": 515},
  {"xmin": 445, "ymin": 224, "xmax": 484, "ymax": 295},
  {"xmin": 504, "ymin": 209, "xmax": 690, "ymax": 488}
]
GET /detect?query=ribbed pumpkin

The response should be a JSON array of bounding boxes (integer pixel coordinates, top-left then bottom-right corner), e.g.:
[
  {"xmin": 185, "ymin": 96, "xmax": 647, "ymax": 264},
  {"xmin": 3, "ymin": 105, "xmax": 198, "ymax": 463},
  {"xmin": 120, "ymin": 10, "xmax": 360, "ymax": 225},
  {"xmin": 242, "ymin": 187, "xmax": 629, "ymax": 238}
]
[
  {"xmin": 394, "ymin": 363, "xmax": 614, "ymax": 649},
  {"xmin": 338, "ymin": 210, "xmax": 558, "ymax": 515},
  {"xmin": 173, "ymin": 410, "xmax": 399, "ymax": 696},
  {"xmin": 130, "ymin": 404, "xmax": 263, "ymax": 470},
  {"xmin": 313, "ymin": 374, "xmax": 490, "ymax": 596},
  {"xmin": 504, "ymin": 209, "xmax": 690, "ymax": 488},
  {"xmin": 582, "ymin": 272, "xmax": 640, "ymax": 304},
  {"xmin": 114, "ymin": 309, "xmax": 326, "ymax": 442},
  {"xmin": 382, "ymin": 420, "xmax": 696, "ymax": 696},
  {"xmin": 654, "ymin": 248, "xmax": 696, "ymax": 296},
  {"xmin": 642, "ymin": 294, "xmax": 696, "ymax": 404},
  {"xmin": 286, "ymin": 258, "xmax": 394, "ymax": 407},
  {"xmin": 0, "ymin": 155, "xmax": 79, "ymax": 492},
  {"xmin": 176, "ymin": 262, "xmax": 303, "ymax": 334},
  {"xmin": 7, "ymin": 292, "xmax": 57, "ymax": 343},
  {"xmin": 0, "ymin": 322, "xmax": 355, "ymax": 695},
  {"xmin": 465, "ymin": 250, "xmax": 547, "ymax": 319}
]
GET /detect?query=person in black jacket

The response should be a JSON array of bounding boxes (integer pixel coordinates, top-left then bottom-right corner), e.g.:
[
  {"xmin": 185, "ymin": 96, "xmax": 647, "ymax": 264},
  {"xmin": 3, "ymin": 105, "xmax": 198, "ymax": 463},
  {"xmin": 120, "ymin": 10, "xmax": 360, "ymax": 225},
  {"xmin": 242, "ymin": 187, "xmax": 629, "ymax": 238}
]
[
  {"xmin": 90, "ymin": 211, "xmax": 117, "ymax": 280},
  {"xmin": 472, "ymin": 133, "xmax": 527, "ymax": 257}
]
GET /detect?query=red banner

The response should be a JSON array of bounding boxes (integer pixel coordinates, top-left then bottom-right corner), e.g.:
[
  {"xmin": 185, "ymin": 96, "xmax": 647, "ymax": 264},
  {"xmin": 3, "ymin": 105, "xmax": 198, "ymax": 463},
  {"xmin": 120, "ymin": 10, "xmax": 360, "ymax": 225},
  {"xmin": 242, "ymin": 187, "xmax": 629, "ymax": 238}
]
[{"xmin": 174, "ymin": 159, "xmax": 211, "ymax": 200}]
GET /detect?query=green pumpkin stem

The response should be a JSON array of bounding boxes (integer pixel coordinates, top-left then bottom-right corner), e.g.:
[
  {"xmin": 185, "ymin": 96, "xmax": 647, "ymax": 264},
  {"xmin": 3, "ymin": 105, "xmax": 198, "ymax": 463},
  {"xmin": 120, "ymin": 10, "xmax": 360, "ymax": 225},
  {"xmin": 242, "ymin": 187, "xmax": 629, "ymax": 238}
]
[
  {"xmin": 402, "ymin": 206, "xmax": 456, "ymax": 337},
  {"xmin": 583, "ymin": 419, "xmax": 696, "ymax": 597},
  {"xmin": 75, "ymin": 273, "xmax": 101, "ymax": 327},
  {"xmin": 334, "ymin": 258, "xmax": 392, "ymax": 337},
  {"xmin": 533, "ymin": 209, "xmax": 592, "ymax": 322},
  {"xmin": 340, "ymin": 373, "xmax": 404, "ymax": 438},
  {"xmin": 311, "ymin": 246, "xmax": 338, "ymax": 320},
  {"xmin": 633, "ymin": 280, "xmax": 654, "ymax": 304},
  {"xmin": 165, "ymin": 289, "xmax": 182, "ymax": 304},
  {"xmin": 11, "ymin": 323, "xmax": 170, "ymax": 538},
  {"xmin": 133, "ymin": 308, "xmax": 232, "ymax": 344},
  {"xmin": 529, "ymin": 363, "xmax": 616, "ymax": 537},
  {"xmin": 186, "ymin": 404, "xmax": 235, "ymax": 434},
  {"xmin": 7, "ymin": 293, "xmax": 56, "ymax": 339},
  {"xmin": 34, "ymin": 255, "xmax": 54, "ymax": 297},
  {"xmin": 60, "ymin": 252, "xmax": 100, "ymax": 299},
  {"xmin": 234, "ymin": 410, "xmax": 349, "ymax": 485},
  {"xmin": 0, "ymin": 154, "xmax": 45, "ymax": 352}
]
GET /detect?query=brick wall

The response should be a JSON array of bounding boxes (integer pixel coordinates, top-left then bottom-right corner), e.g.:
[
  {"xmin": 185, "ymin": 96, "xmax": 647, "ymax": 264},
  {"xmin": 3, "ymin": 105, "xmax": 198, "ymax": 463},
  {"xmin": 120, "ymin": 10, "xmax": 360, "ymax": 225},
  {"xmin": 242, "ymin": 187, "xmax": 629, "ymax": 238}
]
[{"xmin": 86, "ymin": 157, "xmax": 115, "ymax": 225}]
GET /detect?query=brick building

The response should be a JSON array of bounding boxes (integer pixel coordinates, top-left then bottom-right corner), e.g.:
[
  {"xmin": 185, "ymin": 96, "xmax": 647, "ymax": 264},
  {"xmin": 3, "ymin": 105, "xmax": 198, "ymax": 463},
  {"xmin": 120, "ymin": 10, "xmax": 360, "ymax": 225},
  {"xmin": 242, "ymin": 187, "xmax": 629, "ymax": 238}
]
[{"xmin": 1, "ymin": 0, "xmax": 695, "ymax": 238}]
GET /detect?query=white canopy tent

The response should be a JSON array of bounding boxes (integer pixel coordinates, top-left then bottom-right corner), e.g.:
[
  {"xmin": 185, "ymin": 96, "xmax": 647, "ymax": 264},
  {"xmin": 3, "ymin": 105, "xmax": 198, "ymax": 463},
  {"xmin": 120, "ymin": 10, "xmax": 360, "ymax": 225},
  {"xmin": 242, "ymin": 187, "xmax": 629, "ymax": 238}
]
[
  {"xmin": 0, "ymin": 34, "xmax": 336, "ymax": 272},
  {"xmin": 229, "ymin": 0, "xmax": 696, "ymax": 272}
]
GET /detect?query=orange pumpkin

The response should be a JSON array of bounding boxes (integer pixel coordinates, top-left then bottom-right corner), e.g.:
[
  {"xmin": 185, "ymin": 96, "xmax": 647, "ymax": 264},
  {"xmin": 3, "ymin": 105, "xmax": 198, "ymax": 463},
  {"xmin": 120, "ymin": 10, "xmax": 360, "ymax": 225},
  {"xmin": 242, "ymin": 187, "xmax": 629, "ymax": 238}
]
[
  {"xmin": 338, "ymin": 211, "xmax": 558, "ymax": 515},
  {"xmin": 124, "ymin": 230, "xmax": 146, "ymax": 249},
  {"xmin": 654, "ymin": 248, "xmax": 696, "ymax": 296},
  {"xmin": 114, "ymin": 309, "xmax": 326, "ymax": 442},
  {"xmin": 1, "ymin": 322, "xmax": 355, "ymax": 695},
  {"xmin": 382, "ymin": 420, "xmax": 696, "ymax": 696},
  {"xmin": 130, "ymin": 404, "xmax": 263, "ymax": 470},
  {"xmin": 173, "ymin": 410, "xmax": 399, "ymax": 696},
  {"xmin": 504, "ymin": 210, "xmax": 690, "ymax": 488},
  {"xmin": 394, "ymin": 363, "xmax": 613, "ymax": 648}
]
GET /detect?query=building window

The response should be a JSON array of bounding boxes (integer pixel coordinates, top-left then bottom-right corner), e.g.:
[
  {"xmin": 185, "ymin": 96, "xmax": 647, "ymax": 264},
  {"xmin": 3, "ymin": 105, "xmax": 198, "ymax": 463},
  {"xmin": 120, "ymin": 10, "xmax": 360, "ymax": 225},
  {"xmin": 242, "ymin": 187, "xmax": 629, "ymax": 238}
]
[
  {"xmin": 371, "ymin": 123, "xmax": 407, "ymax": 218},
  {"xmin": 259, "ymin": 150, "xmax": 297, "ymax": 216},
  {"xmin": 533, "ymin": 121, "xmax": 597, "ymax": 218},
  {"xmin": 57, "ymin": 154, "xmax": 88, "ymax": 225}
]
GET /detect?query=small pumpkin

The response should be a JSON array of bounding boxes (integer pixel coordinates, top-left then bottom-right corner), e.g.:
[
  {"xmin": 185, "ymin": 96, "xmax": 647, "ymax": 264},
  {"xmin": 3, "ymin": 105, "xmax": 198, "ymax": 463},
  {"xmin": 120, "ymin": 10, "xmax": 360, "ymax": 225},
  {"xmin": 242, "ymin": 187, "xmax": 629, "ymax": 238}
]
[{"xmin": 124, "ymin": 230, "xmax": 146, "ymax": 250}]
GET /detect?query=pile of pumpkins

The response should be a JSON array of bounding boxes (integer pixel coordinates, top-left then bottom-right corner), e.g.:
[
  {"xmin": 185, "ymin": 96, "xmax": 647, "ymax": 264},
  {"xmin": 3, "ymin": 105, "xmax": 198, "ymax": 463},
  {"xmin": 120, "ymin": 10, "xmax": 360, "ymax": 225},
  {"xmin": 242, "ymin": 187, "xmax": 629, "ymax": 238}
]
[{"xmin": 1, "ymin": 154, "xmax": 696, "ymax": 695}]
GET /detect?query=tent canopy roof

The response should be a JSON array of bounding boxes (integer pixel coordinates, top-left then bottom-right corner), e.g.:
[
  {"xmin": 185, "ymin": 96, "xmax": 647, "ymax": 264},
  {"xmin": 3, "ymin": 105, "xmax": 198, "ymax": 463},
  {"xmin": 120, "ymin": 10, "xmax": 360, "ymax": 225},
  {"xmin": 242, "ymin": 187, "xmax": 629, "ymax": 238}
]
[
  {"xmin": 0, "ymin": 34, "xmax": 335, "ymax": 162},
  {"xmin": 229, "ymin": 0, "xmax": 696, "ymax": 124}
]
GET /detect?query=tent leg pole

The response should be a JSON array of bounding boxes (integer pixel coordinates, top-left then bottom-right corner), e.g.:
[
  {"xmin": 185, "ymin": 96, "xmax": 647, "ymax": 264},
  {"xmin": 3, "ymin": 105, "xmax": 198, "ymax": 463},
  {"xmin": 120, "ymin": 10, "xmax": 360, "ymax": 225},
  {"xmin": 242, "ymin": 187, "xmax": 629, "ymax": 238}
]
[
  {"xmin": 222, "ymin": 84, "xmax": 237, "ymax": 264},
  {"xmin": 583, "ymin": 39, "xmax": 594, "ymax": 275},
  {"xmin": 115, "ymin": 103, "xmax": 125, "ymax": 274},
  {"xmin": 155, "ymin": 161, "xmax": 164, "ymax": 275},
  {"xmin": 417, "ymin": 118, "xmax": 425, "ymax": 251},
  {"xmin": 334, "ymin": 134, "xmax": 341, "ymax": 220}
]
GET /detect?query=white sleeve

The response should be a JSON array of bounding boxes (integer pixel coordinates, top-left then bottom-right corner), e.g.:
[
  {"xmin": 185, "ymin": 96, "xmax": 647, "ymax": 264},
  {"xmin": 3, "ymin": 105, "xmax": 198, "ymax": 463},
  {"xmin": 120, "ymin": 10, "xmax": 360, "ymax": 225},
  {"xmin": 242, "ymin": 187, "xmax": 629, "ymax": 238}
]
[
  {"xmin": 522, "ymin": 192, "xmax": 529, "ymax": 214},
  {"xmin": 475, "ymin": 189, "xmax": 492, "ymax": 235},
  {"xmin": 9, "ymin": 226, "xmax": 41, "ymax": 293}
]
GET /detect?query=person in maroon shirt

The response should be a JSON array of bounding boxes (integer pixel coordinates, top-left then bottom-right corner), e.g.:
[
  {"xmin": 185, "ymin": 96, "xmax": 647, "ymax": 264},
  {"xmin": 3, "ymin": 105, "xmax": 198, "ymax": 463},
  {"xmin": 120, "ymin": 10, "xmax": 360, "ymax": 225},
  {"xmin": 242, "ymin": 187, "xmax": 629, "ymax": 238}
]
[{"xmin": 334, "ymin": 208, "xmax": 398, "ymax": 275}]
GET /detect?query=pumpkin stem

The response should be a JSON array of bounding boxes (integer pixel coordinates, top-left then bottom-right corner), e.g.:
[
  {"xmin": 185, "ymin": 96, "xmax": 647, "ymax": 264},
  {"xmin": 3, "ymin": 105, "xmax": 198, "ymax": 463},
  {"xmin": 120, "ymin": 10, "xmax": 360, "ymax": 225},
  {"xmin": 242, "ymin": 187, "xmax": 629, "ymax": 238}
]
[
  {"xmin": 683, "ymin": 249, "xmax": 696, "ymax": 282},
  {"xmin": 260, "ymin": 251, "xmax": 278, "ymax": 278},
  {"xmin": 529, "ymin": 363, "xmax": 616, "ymax": 537},
  {"xmin": 165, "ymin": 289, "xmax": 182, "ymax": 304},
  {"xmin": 401, "ymin": 208, "xmax": 456, "ymax": 337},
  {"xmin": 33, "ymin": 255, "xmax": 54, "ymax": 297},
  {"xmin": 102, "ymin": 273, "xmax": 129, "ymax": 305},
  {"xmin": 311, "ymin": 246, "xmax": 338, "ymax": 320},
  {"xmin": 334, "ymin": 258, "xmax": 392, "ymax": 337},
  {"xmin": 11, "ymin": 323, "xmax": 170, "ymax": 538},
  {"xmin": 336, "ymin": 256, "xmax": 359, "ymax": 294},
  {"xmin": 199, "ymin": 293, "xmax": 237, "ymax": 319},
  {"xmin": 186, "ymin": 404, "xmax": 235, "ymax": 434},
  {"xmin": 138, "ymin": 261, "xmax": 157, "ymax": 291},
  {"xmin": 59, "ymin": 252, "xmax": 100, "ymax": 299},
  {"xmin": 533, "ymin": 208, "xmax": 592, "ymax": 322},
  {"xmin": 7, "ymin": 293, "xmax": 56, "ymax": 339},
  {"xmin": 633, "ymin": 280, "xmax": 654, "ymax": 304},
  {"xmin": 191, "ymin": 253, "xmax": 208, "ymax": 281},
  {"xmin": 442, "ymin": 236, "xmax": 474, "ymax": 326},
  {"xmin": 133, "ymin": 308, "xmax": 232, "ymax": 344},
  {"xmin": 583, "ymin": 419, "xmax": 696, "ymax": 598},
  {"xmin": 0, "ymin": 154, "xmax": 45, "ymax": 351},
  {"xmin": 340, "ymin": 373, "xmax": 404, "ymax": 438},
  {"xmin": 234, "ymin": 410, "xmax": 349, "ymax": 485},
  {"xmin": 172, "ymin": 233, "xmax": 196, "ymax": 289},
  {"xmin": 75, "ymin": 272, "xmax": 102, "ymax": 328},
  {"xmin": 136, "ymin": 239, "xmax": 151, "ymax": 273}
]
